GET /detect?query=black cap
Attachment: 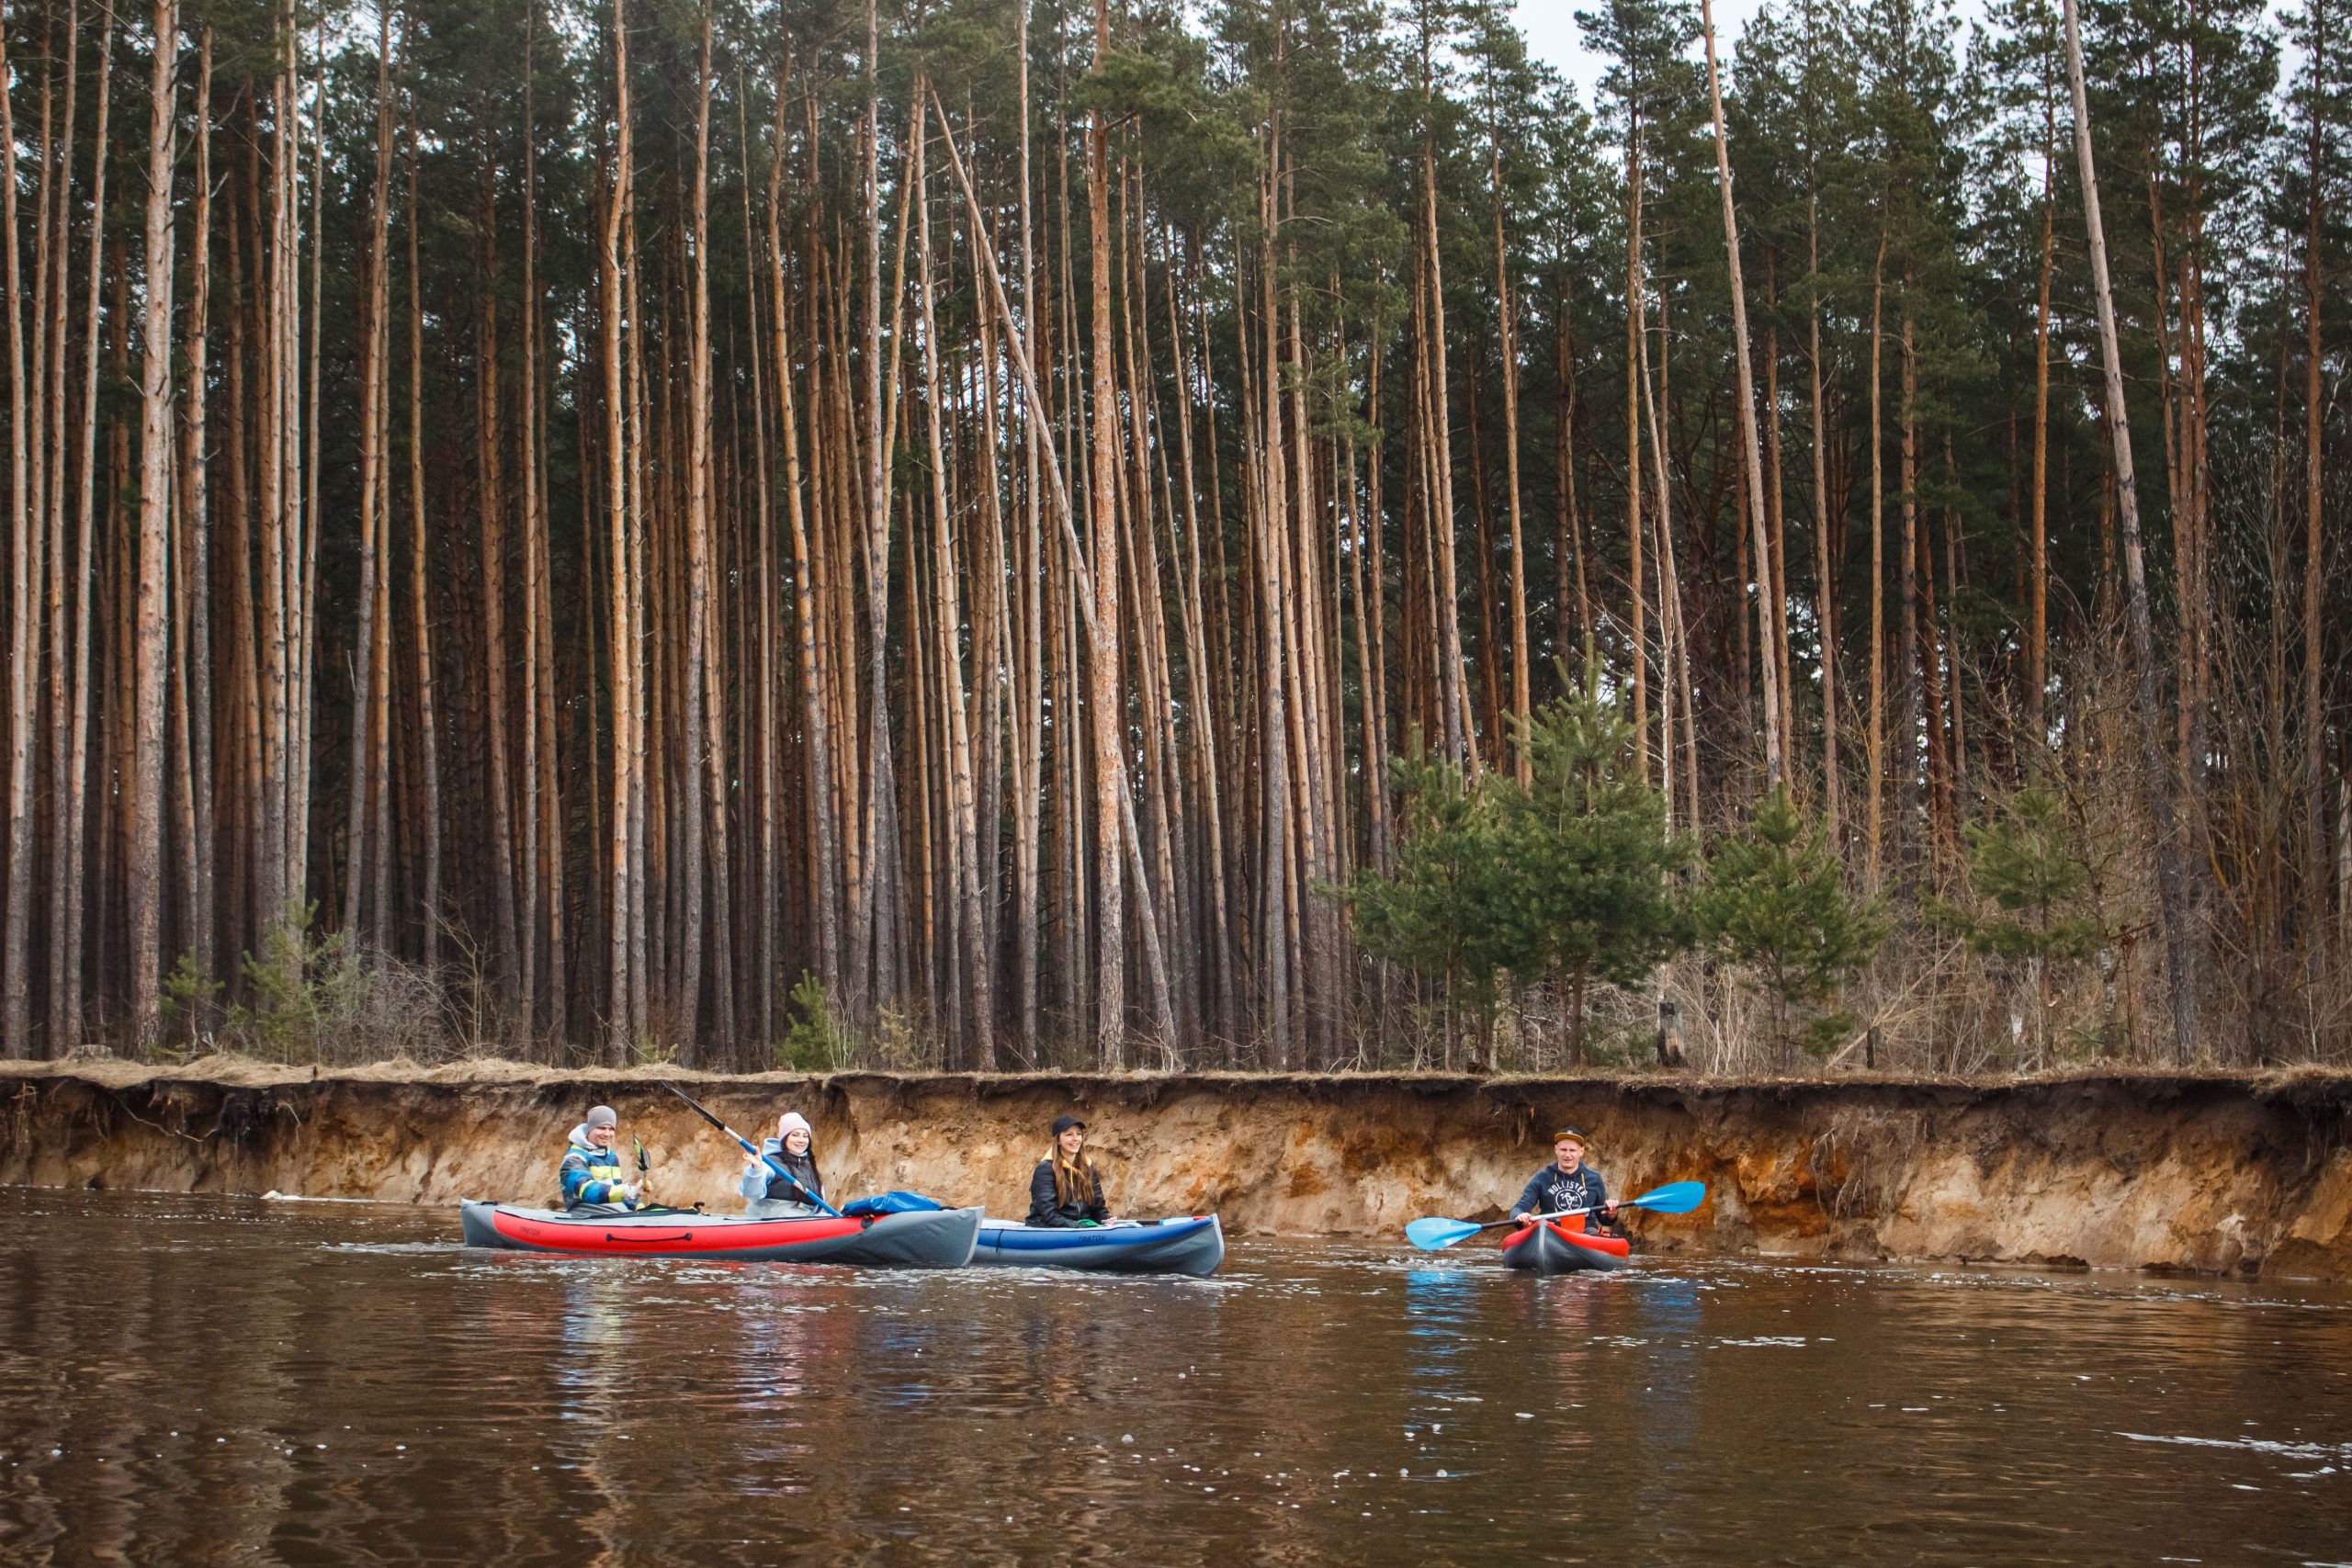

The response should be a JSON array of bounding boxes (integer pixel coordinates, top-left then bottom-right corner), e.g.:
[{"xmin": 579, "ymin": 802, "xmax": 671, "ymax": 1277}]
[{"xmin": 1050, "ymin": 1113, "xmax": 1087, "ymax": 1136}]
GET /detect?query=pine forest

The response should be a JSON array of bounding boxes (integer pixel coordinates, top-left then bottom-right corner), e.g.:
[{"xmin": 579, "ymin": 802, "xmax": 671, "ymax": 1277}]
[{"xmin": 0, "ymin": 0, "xmax": 2347, "ymax": 1075}]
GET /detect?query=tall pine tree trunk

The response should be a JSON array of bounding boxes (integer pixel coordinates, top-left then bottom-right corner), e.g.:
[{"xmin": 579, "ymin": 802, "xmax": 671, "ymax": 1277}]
[
  {"xmin": 1086, "ymin": 0, "xmax": 1126, "ymax": 1064},
  {"xmin": 767, "ymin": 75, "xmax": 842, "ymax": 1015},
  {"xmin": 1866, "ymin": 231, "xmax": 1886, "ymax": 889},
  {"xmin": 1624, "ymin": 123, "xmax": 1648, "ymax": 785},
  {"xmin": 1808, "ymin": 179, "xmax": 1838, "ymax": 841},
  {"xmin": 0, "ymin": 0, "xmax": 31, "ymax": 1055},
  {"xmin": 1490, "ymin": 140, "xmax": 1531, "ymax": 785},
  {"xmin": 342, "ymin": 10, "xmax": 393, "ymax": 953},
  {"xmin": 1012, "ymin": 4, "xmax": 1045, "ymax": 1057},
  {"xmin": 1702, "ymin": 0, "xmax": 1783, "ymax": 793},
  {"xmin": 684, "ymin": 10, "xmax": 734, "ymax": 1057},
  {"xmin": 912, "ymin": 87, "xmax": 993, "ymax": 1068},
  {"xmin": 1897, "ymin": 298, "xmax": 1920, "ymax": 889},
  {"xmin": 2304, "ymin": 0, "xmax": 2331, "ymax": 954},
  {"xmin": 130, "ymin": 0, "xmax": 184, "ymax": 1049},
  {"xmin": 60, "ymin": 13, "xmax": 118, "ymax": 1051},
  {"xmin": 475, "ymin": 174, "xmax": 521, "ymax": 1030},
  {"xmin": 404, "ymin": 109, "xmax": 440, "ymax": 971},
  {"xmin": 2064, "ymin": 0, "xmax": 2199, "ymax": 1062},
  {"xmin": 179, "ymin": 28, "xmax": 216, "ymax": 985},
  {"xmin": 2030, "ymin": 57, "xmax": 2057, "ymax": 753},
  {"xmin": 602, "ymin": 0, "xmax": 639, "ymax": 1055}
]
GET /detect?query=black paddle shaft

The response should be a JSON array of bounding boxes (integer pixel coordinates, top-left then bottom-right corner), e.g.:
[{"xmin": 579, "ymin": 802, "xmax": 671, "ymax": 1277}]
[
  {"xmin": 662, "ymin": 1081, "xmax": 843, "ymax": 1219},
  {"xmin": 663, "ymin": 1082, "xmax": 737, "ymax": 1136}
]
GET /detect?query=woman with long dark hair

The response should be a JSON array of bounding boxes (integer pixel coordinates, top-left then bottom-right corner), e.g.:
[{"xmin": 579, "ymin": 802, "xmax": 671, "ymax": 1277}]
[{"xmin": 1026, "ymin": 1114, "xmax": 1113, "ymax": 1227}]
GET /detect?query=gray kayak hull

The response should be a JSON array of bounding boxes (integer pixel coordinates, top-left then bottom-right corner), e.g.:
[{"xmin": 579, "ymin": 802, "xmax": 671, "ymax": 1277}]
[
  {"xmin": 1498, "ymin": 1218, "xmax": 1629, "ymax": 1275},
  {"xmin": 459, "ymin": 1200, "xmax": 981, "ymax": 1268},
  {"xmin": 971, "ymin": 1214, "xmax": 1224, "ymax": 1276}
]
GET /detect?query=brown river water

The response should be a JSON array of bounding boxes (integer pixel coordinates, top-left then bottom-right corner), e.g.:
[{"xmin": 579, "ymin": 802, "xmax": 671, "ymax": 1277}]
[{"xmin": 0, "ymin": 1189, "xmax": 2346, "ymax": 1566}]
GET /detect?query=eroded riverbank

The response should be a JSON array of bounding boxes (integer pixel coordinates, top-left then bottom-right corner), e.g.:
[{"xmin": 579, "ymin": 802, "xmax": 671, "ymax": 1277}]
[{"xmin": 1, "ymin": 1059, "xmax": 2346, "ymax": 1278}]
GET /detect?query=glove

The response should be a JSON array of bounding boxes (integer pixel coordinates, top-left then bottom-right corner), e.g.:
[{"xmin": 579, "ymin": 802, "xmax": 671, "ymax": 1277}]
[{"xmin": 620, "ymin": 1182, "xmax": 643, "ymax": 1204}]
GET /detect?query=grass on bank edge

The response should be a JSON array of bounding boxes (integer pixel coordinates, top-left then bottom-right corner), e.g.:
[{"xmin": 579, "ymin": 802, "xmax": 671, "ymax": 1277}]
[{"xmin": 0, "ymin": 1051, "xmax": 2346, "ymax": 1098}]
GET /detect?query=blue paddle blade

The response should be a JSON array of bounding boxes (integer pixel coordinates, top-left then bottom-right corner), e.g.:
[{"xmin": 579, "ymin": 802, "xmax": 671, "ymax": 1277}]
[
  {"xmin": 1405, "ymin": 1216, "xmax": 1483, "ymax": 1251},
  {"xmin": 1625, "ymin": 1180, "xmax": 1706, "ymax": 1214}
]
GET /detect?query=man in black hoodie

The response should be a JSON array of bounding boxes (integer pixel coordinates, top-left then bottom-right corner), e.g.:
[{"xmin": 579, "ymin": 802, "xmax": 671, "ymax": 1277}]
[{"xmin": 1510, "ymin": 1129, "xmax": 1617, "ymax": 1231}]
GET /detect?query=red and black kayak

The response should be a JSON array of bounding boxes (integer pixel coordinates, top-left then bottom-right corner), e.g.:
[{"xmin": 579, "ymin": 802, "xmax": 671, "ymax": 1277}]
[
  {"xmin": 1498, "ymin": 1216, "xmax": 1631, "ymax": 1275},
  {"xmin": 459, "ymin": 1200, "xmax": 981, "ymax": 1268}
]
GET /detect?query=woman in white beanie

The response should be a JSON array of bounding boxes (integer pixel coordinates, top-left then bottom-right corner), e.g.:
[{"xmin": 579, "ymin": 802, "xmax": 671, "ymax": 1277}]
[{"xmin": 741, "ymin": 1111, "xmax": 826, "ymax": 1215}]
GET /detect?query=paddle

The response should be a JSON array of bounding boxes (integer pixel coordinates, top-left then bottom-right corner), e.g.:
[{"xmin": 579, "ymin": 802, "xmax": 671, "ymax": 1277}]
[
  {"xmin": 1404, "ymin": 1180, "xmax": 1707, "ymax": 1252},
  {"xmin": 662, "ymin": 1082, "xmax": 849, "ymax": 1219}
]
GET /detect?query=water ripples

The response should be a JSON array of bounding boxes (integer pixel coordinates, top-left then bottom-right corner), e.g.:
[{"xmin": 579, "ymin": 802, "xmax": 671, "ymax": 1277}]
[{"xmin": 0, "ymin": 1189, "xmax": 2343, "ymax": 1565}]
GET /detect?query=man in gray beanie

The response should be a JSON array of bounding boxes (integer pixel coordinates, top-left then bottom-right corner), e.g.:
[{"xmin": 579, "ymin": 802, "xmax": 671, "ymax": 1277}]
[{"xmin": 559, "ymin": 1104, "xmax": 648, "ymax": 1211}]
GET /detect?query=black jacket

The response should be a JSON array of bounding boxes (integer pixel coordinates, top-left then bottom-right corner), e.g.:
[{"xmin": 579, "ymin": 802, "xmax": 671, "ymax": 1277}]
[
  {"xmin": 753, "ymin": 1143, "xmax": 825, "ymax": 1208},
  {"xmin": 1026, "ymin": 1158, "xmax": 1110, "ymax": 1226},
  {"xmin": 1514, "ymin": 1163, "xmax": 1608, "ymax": 1224}
]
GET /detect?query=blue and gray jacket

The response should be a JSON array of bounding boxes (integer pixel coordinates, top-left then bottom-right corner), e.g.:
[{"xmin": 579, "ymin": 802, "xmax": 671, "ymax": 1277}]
[
  {"xmin": 1514, "ymin": 1163, "xmax": 1608, "ymax": 1224},
  {"xmin": 559, "ymin": 1127, "xmax": 642, "ymax": 1211}
]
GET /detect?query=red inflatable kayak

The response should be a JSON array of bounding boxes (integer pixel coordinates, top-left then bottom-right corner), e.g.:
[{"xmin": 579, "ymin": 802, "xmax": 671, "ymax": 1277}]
[
  {"xmin": 1498, "ymin": 1215, "xmax": 1631, "ymax": 1275},
  {"xmin": 458, "ymin": 1200, "xmax": 981, "ymax": 1267}
]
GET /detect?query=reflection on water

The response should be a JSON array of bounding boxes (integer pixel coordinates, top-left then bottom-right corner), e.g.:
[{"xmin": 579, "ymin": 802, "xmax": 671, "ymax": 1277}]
[{"xmin": 0, "ymin": 1190, "xmax": 2346, "ymax": 1565}]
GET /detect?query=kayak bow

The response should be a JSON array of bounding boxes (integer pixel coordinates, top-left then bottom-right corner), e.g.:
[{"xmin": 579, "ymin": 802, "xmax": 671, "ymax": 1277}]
[{"xmin": 1498, "ymin": 1216, "xmax": 1630, "ymax": 1276}]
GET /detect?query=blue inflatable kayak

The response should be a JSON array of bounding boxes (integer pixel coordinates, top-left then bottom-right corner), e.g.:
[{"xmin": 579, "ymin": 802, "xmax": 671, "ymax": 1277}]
[{"xmin": 972, "ymin": 1214, "xmax": 1224, "ymax": 1276}]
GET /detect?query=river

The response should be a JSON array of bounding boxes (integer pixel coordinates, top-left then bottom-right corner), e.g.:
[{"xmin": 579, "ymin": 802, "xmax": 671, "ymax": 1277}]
[{"xmin": 0, "ymin": 1189, "xmax": 2345, "ymax": 1564}]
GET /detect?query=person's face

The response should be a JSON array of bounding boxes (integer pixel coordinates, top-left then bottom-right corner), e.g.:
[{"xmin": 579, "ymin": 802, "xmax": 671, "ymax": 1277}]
[
  {"xmin": 590, "ymin": 1122, "xmax": 617, "ymax": 1150},
  {"xmin": 784, "ymin": 1127, "xmax": 811, "ymax": 1156},
  {"xmin": 1057, "ymin": 1125, "xmax": 1085, "ymax": 1158},
  {"xmin": 1555, "ymin": 1138, "xmax": 1583, "ymax": 1171}
]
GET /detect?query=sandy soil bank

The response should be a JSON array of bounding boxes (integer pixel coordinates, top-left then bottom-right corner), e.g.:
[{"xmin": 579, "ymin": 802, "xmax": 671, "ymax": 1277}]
[{"xmin": 1, "ymin": 1058, "xmax": 2346, "ymax": 1279}]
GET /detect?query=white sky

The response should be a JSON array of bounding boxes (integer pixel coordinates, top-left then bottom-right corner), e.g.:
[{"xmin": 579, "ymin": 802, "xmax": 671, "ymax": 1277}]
[
  {"xmin": 1513, "ymin": 0, "xmax": 2055, "ymax": 104},
  {"xmin": 1513, "ymin": 0, "xmax": 1774, "ymax": 101}
]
